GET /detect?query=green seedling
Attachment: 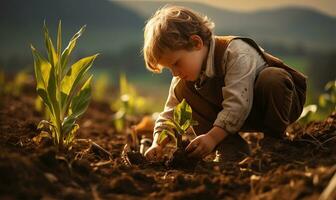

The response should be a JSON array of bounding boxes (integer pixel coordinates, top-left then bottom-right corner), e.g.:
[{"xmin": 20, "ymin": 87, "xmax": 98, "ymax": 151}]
[
  {"xmin": 111, "ymin": 73, "xmax": 147, "ymax": 132},
  {"xmin": 31, "ymin": 21, "xmax": 98, "ymax": 150},
  {"xmin": 298, "ymin": 79, "xmax": 335, "ymax": 124},
  {"xmin": 10, "ymin": 70, "xmax": 31, "ymax": 96},
  {"xmin": 298, "ymin": 104, "xmax": 318, "ymax": 125},
  {"xmin": 92, "ymin": 73, "xmax": 109, "ymax": 102},
  {"xmin": 35, "ymin": 95, "xmax": 50, "ymax": 119},
  {"xmin": 113, "ymin": 73, "xmax": 147, "ymax": 114},
  {"xmin": 157, "ymin": 99, "xmax": 198, "ymax": 148},
  {"xmin": 319, "ymin": 80, "xmax": 336, "ymax": 114},
  {"xmin": 1, "ymin": 70, "xmax": 31, "ymax": 96}
]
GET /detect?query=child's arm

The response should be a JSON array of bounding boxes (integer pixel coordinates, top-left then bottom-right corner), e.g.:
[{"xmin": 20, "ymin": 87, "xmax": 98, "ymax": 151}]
[
  {"xmin": 145, "ymin": 77, "xmax": 180, "ymax": 161},
  {"xmin": 144, "ymin": 131, "xmax": 170, "ymax": 161},
  {"xmin": 152, "ymin": 76, "xmax": 180, "ymax": 144},
  {"xmin": 213, "ymin": 39, "xmax": 267, "ymax": 134},
  {"xmin": 152, "ymin": 130, "xmax": 170, "ymax": 147}
]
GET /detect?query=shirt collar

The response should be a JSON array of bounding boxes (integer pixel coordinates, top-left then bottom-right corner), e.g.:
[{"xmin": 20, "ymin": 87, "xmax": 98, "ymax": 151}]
[
  {"xmin": 194, "ymin": 35, "xmax": 215, "ymax": 88},
  {"xmin": 204, "ymin": 35, "xmax": 216, "ymax": 77}
]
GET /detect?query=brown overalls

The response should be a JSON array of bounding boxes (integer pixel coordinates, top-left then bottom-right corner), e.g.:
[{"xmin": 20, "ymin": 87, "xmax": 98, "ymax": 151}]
[{"xmin": 174, "ymin": 36, "xmax": 307, "ymax": 141}]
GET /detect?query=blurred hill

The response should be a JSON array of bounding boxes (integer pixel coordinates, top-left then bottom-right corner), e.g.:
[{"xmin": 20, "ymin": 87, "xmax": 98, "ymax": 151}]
[
  {"xmin": 0, "ymin": 0, "xmax": 144, "ymax": 58},
  {"xmin": 117, "ymin": 1, "xmax": 336, "ymax": 51},
  {"xmin": 0, "ymin": 0, "xmax": 335, "ymax": 88}
]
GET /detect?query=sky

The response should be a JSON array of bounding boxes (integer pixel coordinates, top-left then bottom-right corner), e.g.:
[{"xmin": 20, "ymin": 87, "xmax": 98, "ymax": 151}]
[{"xmin": 140, "ymin": 0, "xmax": 336, "ymax": 17}]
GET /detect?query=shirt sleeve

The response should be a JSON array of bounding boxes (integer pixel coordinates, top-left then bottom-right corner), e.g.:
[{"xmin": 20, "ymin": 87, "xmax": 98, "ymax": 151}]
[
  {"xmin": 153, "ymin": 76, "xmax": 181, "ymax": 137},
  {"xmin": 213, "ymin": 39, "xmax": 267, "ymax": 134}
]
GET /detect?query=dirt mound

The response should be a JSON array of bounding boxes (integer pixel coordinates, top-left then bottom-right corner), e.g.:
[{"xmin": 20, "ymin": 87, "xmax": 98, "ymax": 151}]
[{"xmin": 1, "ymin": 90, "xmax": 336, "ymax": 199}]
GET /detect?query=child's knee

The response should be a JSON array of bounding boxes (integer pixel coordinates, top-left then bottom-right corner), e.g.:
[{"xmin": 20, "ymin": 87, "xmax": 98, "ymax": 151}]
[{"xmin": 256, "ymin": 67, "xmax": 294, "ymax": 93}]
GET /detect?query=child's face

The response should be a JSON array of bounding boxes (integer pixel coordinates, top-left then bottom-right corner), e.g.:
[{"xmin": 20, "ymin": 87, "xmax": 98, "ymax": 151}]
[{"xmin": 158, "ymin": 35, "xmax": 208, "ymax": 81}]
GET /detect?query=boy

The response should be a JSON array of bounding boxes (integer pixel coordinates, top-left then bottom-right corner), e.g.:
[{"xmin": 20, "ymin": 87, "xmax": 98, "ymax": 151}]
[{"xmin": 143, "ymin": 5, "xmax": 307, "ymax": 161}]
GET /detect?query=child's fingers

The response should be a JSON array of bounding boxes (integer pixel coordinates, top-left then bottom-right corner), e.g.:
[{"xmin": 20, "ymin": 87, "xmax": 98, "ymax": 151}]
[
  {"xmin": 145, "ymin": 147, "xmax": 162, "ymax": 161},
  {"xmin": 144, "ymin": 148, "xmax": 155, "ymax": 160},
  {"xmin": 185, "ymin": 140, "xmax": 198, "ymax": 152},
  {"xmin": 154, "ymin": 149, "xmax": 163, "ymax": 160},
  {"xmin": 188, "ymin": 146, "xmax": 204, "ymax": 158}
]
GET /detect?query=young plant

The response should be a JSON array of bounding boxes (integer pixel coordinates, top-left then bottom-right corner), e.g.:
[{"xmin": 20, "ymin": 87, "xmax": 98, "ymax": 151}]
[
  {"xmin": 31, "ymin": 21, "xmax": 98, "ymax": 150},
  {"xmin": 10, "ymin": 70, "xmax": 31, "ymax": 96},
  {"xmin": 0, "ymin": 70, "xmax": 31, "ymax": 96},
  {"xmin": 113, "ymin": 73, "xmax": 147, "ymax": 114},
  {"xmin": 319, "ymin": 80, "xmax": 336, "ymax": 114},
  {"xmin": 92, "ymin": 73, "xmax": 109, "ymax": 102},
  {"xmin": 298, "ymin": 104, "xmax": 318, "ymax": 125},
  {"xmin": 111, "ymin": 73, "xmax": 147, "ymax": 132},
  {"xmin": 157, "ymin": 99, "xmax": 198, "ymax": 148},
  {"xmin": 298, "ymin": 79, "xmax": 336, "ymax": 124}
]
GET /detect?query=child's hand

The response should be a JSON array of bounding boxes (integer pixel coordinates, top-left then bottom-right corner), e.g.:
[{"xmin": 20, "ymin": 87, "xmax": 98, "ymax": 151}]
[
  {"xmin": 144, "ymin": 143, "xmax": 163, "ymax": 161},
  {"xmin": 186, "ymin": 126, "xmax": 229, "ymax": 158},
  {"xmin": 185, "ymin": 134, "xmax": 217, "ymax": 158}
]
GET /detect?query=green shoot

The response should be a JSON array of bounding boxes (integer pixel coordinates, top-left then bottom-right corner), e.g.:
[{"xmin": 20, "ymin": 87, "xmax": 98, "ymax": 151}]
[
  {"xmin": 111, "ymin": 73, "xmax": 147, "ymax": 132},
  {"xmin": 1, "ymin": 70, "xmax": 31, "ymax": 96},
  {"xmin": 298, "ymin": 79, "xmax": 335, "ymax": 124},
  {"xmin": 92, "ymin": 73, "xmax": 109, "ymax": 102},
  {"xmin": 298, "ymin": 104, "xmax": 318, "ymax": 125},
  {"xmin": 31, "ymin": 21, "xmax": 98, "ymax": 150},
  {"xmin": 157, "ymin": 99, "xmax": 198, "ymax": 148},
  {"xmin": 319, "ymin": 80, "xmax": 336, "ymax": 114}
]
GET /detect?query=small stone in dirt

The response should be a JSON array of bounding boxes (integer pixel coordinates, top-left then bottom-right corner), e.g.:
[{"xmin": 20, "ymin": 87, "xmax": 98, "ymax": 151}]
[{"xmin": 44, "ymin": 172, "xmax": 58, "ymax": 183}]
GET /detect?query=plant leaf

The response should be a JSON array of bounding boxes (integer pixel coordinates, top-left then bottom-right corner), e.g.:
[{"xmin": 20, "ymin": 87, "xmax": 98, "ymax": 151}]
[
  {"xmin": 180, "ymin": 120, "xmax": 191, "ymax": 131},
  {"xmin": 162, "ymin": 119, "xmax": 184, "ymax": 135},
  {"xmin": 62, "ymin": 115, "xmax": 76, "ymax": 137},
  {"xmin": 61, "ymin": 25, "xmax": 86, "ymax": 78},
  {"xmin": 157, "ymin": 132, "xmax": 168, "ymax": 145},
  {"xmin": 62, "ymin": 76, "xmax": 92, "ymax": 138},
  {"xmin": 319, "ymin": 94, "xmax": 329, "ymax": 107},
  {"xmin": 158, "ymin": 130, "xmax": 176, "ymax": 146},
  {"xmin": 43, "ymin": 22, "xmax": 58, "ymax": 69},
  {"xmin": 32, "ymin": 131, "xmax": 51, "ymax": 145},
  {"xmin": 70, "ymin": 75, "xmax": 92, "ymax": 117},
  {"xmin": 31, "ymin": 45, "xmax": 59, "ymax": 117},
  {"xmin": 61, "ymin": 54, "xmax": 98, "ymax": 95},
  {"xmin": 299, "ymin": 104, "xmax": 317, "ymax": 120},
  {"xmin": 64, "ymin": 123, "xmax": 79, "ymax": 146},
  {"xmin": 174, "ymin": 99, "xmax": 193, "ymax": 129},
  {"xmin": 57, "ymin": 20, "xmax": 62, "ymax": 59},
  {"xmin": 61, "ymin": 54, "xmax": 98, "ymax": 112}
]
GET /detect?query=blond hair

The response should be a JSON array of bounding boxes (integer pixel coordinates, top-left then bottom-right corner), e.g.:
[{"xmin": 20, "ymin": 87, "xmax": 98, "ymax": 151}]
[{"xmin": 143, "ymin": 5, "xmax": 215, "ymax": 73}]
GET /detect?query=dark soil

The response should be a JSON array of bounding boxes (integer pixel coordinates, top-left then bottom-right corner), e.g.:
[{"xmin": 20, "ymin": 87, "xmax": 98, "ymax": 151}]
[
  {"xmin": 1, "ymin": 83, "xmax": 336, "ymax": 199},
  {"xmin": 166, "ymin": 140, "xmax": 201, "ymax": 170}
]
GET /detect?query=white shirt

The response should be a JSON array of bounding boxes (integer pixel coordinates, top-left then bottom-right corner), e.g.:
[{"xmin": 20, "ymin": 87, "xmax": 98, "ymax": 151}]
[{"xmin": 153, "ymin": 35, "xmax": 268, "ymax": 136}]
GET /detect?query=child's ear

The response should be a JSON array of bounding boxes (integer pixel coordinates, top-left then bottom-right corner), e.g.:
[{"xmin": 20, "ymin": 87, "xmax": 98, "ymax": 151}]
[{"xmin": 190, "ymin": 35, "xmax": 203, "ymax": 50}]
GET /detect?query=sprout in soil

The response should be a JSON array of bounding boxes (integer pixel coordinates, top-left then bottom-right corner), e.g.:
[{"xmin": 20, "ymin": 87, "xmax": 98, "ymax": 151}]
[
  {"xmin": 111, "ymin": 73, "xmax": 148, "ymax": 133},
  {"xmin": 157, "ymin": 99, "xmax": 201, "ymax": 169},
  {"xmin": 31, "ymin": 21, "xmax": 98, "ymax": 150},
  {"xmin": 157, "ymin": 99, "xmax": 198, "ymax": 148}
]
